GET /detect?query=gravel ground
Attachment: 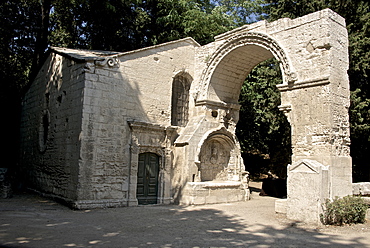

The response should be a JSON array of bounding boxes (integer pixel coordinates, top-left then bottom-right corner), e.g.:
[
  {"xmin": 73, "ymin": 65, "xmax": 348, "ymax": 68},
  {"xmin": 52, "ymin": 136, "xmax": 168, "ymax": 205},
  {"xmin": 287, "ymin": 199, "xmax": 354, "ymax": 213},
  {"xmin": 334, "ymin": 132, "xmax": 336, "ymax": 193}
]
[{"xmin": 1, "ymin": 187, "xmax": 370, "ymax": 248}]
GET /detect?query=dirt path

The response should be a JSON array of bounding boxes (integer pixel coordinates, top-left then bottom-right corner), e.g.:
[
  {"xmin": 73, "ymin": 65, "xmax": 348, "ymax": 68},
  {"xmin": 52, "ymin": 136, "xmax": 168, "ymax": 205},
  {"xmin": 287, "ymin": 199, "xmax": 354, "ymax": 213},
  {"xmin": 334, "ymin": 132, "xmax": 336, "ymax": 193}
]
[{"xmin": 1, "ymin": 190, "xmax": 370, "ymax": 248}]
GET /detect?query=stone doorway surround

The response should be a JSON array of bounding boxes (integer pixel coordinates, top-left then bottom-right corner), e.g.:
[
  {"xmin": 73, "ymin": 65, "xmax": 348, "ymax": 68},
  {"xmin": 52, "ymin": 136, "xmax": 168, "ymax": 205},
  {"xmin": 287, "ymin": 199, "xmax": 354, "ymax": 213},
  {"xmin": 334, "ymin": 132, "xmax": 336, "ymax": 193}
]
[{"xmin": 127, "ymin": 121, "xmax": 176, "ymax": 206}]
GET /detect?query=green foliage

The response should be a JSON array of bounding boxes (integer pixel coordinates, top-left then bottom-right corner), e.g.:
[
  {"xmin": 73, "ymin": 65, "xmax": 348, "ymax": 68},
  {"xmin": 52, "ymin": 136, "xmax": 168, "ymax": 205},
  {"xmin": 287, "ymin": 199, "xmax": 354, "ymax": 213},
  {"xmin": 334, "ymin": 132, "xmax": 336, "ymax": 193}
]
[
  {"xmin": 320, "ymin": 196, "xmax": 368, "ymax": 225},
  {"xmin": 0, "ymin": 0, "xmax": 42, "ymax": 175},
  {"xmin": 153, "ymin": 0, "xmax": 234, "ymax": 45},
  {"xmin": 1, "ymin": 0, "xmax": 262, "ymax": 176},
  {"xmin": 213, "ymin": 0, "xmax": 264, "ymax": 25},
  {"xmin": 236, "ymin": 59, "xmax": 291, "ymax": 179},
  {"xmin": 0, "ymin": 0, "xmax": 39, "ymax": 95},
  {"xmin": 3, "ymin": 0, "xmax": 369, "ymax": 183},
  {"xmin": 48, "ymin": 0, "xmax": 248, "ymax": 50},
  {"xmin": 350, "ymin": 89, "xmax": 370, "ymax": 181}
]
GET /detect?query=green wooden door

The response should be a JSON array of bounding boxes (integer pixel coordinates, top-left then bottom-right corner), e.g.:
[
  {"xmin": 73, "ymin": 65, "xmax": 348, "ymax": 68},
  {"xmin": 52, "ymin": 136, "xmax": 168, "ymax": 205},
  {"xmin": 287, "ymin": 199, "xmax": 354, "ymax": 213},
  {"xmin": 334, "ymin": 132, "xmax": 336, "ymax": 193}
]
[{"xmin": 137, "ymin": 153, "xmax": 159, "ymax": 204}]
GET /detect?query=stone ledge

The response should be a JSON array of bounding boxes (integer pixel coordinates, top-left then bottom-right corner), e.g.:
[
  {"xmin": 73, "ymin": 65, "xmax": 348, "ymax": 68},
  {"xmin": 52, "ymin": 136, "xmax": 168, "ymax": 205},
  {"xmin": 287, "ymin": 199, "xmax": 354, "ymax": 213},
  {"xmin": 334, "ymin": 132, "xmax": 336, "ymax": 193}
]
[
  {"xmin": 187, "ymin": 181, "xmax": 242, "ymax": 189},
  {"xmin": 181, "ymin": 181, "xmax": 248, "ymax": 205},
  {"xmin": 73, "ymin": 199, "xmax": 128, "ymax": 209}
]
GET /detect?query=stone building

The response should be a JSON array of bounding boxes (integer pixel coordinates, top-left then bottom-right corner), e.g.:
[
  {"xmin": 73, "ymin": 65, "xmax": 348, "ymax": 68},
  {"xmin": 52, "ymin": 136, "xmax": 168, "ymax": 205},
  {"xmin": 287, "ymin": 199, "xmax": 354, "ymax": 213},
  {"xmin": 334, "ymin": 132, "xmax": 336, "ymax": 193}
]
[{"xmin": 19, "ymin": 9, "xmax": 352, "ymax": 223}]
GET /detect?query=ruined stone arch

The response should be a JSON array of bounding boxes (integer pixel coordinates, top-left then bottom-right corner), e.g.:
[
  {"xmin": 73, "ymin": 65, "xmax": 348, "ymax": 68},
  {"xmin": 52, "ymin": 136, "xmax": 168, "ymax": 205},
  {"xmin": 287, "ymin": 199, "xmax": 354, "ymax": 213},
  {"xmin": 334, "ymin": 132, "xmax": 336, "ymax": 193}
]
[
  {"xmin": 197, "ymin": 32, "xmax": 296, "ymax": 104},
  {"xmin": 189, "ymin": 10, "xmax": 352, "ymax": 223},
  {"xmin": 19, "ymin": 9, "xmax": 352, "ymax": 224}
]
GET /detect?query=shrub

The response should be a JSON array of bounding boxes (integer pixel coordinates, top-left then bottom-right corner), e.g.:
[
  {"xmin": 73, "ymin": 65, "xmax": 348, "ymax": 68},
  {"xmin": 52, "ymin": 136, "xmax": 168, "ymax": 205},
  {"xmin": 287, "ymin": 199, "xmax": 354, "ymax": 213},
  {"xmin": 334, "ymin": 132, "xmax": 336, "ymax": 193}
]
[{"xmin": 320, "ymin": 195, "xmax": 368, "ymax": 225}]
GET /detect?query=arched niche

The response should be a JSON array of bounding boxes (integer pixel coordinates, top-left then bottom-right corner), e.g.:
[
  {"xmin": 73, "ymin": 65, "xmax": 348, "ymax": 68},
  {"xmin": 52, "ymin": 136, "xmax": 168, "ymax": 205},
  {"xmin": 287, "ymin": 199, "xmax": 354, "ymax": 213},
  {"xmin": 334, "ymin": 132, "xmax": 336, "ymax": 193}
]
[{"xmin": 196, "ymin": 129, "xmax": 241, "ymax": 182}]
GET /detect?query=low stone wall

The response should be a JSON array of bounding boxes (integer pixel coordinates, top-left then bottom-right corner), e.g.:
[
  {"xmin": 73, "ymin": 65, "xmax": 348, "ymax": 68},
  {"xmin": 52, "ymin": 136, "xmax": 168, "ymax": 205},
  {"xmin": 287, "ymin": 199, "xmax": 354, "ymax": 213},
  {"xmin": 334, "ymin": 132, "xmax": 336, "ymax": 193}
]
[
  {"xmin": 353, "ymin": 182, "xmax": 370, "ymax": 196},
  {"xmin": 276, "ymin": 184, "xmax": 370, "ymax": 219},
  {"xmin": 180, "ymin": 181, "xmax": 249, "ymax": 205}
]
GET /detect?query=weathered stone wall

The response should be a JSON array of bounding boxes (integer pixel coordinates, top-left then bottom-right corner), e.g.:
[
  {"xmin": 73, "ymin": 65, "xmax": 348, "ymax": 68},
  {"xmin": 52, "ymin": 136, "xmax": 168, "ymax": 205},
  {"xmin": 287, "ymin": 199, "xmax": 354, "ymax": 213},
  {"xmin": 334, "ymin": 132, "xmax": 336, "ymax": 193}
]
[
  {"xmin": 20, "ymin": 10, "xmax": 351, "ymax": 221},
  {"xmin": 19, "ymin": 53, "xmax": 84, "ymax": 202},
  {"xmin": 121, "ymin": 38, "xmax": 198, "ymax": 124},
  {"xmin": 76, "ymin": 59, "xmax": 130, "ymax": 207},
  {"xmin": 75, "ymin": 39, "xmax": 198, "ymax": 207},
  {"xmin": 191, "ymin": 9, "xmax": 351, "ymax": 223},
  {"xmin": 20, "ymin": 39, "xmax": 199, "ymax": 208}
]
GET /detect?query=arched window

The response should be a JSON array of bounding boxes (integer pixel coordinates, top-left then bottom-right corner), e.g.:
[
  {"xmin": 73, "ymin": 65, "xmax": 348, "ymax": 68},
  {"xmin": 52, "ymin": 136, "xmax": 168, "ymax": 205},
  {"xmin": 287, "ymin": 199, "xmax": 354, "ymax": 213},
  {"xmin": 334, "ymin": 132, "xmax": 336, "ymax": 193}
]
[
  {"xmin": 38, "ymin": 110, "xmax": 50, "ymax": 152},
  {"xmin": 171, "ymin": 75, "xmax": 190, "ymax": 126}
]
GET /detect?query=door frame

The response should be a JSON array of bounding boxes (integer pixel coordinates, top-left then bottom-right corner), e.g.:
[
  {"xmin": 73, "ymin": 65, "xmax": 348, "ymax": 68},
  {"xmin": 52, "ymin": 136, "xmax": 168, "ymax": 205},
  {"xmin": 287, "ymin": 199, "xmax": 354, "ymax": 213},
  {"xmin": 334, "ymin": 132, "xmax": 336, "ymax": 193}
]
[{"xmin": 127, "ymin": 121, "xmax": 175, "ymax": 206}]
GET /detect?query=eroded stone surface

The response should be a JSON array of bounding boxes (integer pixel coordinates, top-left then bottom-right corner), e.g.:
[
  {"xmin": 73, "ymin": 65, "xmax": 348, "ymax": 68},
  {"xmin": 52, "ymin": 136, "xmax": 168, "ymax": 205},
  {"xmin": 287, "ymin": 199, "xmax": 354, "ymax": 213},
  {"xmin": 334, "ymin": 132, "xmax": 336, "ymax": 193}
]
[{"xmin": 19, "ymin": 9, "xmax": 352, "ymax": 224}]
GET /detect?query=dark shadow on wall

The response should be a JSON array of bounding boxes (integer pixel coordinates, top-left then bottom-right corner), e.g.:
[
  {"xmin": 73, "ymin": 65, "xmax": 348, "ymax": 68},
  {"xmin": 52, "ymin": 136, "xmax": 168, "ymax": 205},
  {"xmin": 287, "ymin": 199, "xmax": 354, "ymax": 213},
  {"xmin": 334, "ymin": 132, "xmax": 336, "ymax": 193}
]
[{"xmin": 16, "ymin": 51, "xmax": 149, "ymax": 205}]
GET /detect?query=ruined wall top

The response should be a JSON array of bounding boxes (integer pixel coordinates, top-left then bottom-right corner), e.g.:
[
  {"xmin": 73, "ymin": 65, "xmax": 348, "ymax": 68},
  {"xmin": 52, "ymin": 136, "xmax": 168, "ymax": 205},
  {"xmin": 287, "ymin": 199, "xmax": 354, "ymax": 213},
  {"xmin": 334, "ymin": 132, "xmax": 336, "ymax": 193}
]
[{"xmin": 193, "ymin": 8, "xmax": 348, "ymax": 104}]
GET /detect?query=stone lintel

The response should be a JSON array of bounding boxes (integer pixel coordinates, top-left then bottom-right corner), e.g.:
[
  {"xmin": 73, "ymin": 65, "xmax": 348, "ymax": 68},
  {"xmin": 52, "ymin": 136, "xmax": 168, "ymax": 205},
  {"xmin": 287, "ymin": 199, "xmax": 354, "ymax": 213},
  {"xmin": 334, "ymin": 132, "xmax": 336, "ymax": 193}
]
[
  {"xmin": 128, "ymin": 120, "xmax": 167, "ymax": 132},
  {"xmin": 127, "ymin": 120, "xmax": 165, "ymax": 131},
  {"xmin": 278, "ymin": 104, "xmax": 292, "ymax": 113},
  {"xmin": 195, "ymin": 99, "xmax": 240, "ymax": 110}
]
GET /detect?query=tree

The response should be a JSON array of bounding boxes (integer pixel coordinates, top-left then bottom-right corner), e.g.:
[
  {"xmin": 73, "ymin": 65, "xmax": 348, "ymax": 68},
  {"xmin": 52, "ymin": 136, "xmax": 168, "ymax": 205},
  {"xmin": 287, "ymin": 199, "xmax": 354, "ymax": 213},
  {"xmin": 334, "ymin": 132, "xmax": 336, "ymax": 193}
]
[
  {"xmin": 2, "ymin": 0, "xmax": 262, "ymax": 185},
  {"xmin": 0, "ymin": 0, "xmax": 44, "ymax": 182},
  {"xmin": 262, "ymin": 0, "xmax": 370, "ymax": 181},
  {"xmin": 213, "ymin": 0, "xmax": 264, "ymax": 25},
  {"xmin": 48, "ymin": 0, "xmax": 242, "ymax": 51},
  {"xmin": 236, "ymin": 59, "xmax": 291, "ymax": 179}
]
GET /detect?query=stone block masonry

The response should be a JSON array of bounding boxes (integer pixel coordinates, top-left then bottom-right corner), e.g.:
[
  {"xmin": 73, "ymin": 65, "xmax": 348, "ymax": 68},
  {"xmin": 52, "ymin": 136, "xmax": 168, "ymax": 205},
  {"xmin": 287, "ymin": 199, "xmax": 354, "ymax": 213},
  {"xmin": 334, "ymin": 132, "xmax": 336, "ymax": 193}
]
[{"xmin": 20, "ymin": 9, "xmax": 351, "ymax": 224}]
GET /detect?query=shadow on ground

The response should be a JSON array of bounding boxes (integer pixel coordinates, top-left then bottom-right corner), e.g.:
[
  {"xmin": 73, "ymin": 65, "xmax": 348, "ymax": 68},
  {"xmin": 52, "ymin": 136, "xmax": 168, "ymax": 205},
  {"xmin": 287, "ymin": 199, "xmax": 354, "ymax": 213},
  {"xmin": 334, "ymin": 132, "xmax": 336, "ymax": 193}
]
[{"xmin": 0, "ymin": 193, "xmax": 369, "ymax": 248}]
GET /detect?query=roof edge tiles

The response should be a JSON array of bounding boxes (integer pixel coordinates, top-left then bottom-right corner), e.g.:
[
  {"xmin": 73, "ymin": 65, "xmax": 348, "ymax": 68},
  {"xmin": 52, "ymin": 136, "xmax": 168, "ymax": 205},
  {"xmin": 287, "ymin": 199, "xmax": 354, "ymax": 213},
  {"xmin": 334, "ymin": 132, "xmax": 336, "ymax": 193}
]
[{"xmin": 50, "ymin": 37, "xmax": 200, "ymax": 62}]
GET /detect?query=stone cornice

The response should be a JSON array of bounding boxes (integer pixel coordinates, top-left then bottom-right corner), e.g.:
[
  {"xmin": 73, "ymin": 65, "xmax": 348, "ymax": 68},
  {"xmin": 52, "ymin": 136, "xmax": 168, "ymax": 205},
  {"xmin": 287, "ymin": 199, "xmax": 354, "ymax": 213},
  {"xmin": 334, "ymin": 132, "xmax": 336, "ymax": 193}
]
[
  {"xmin": 195, "ymin": 100, "xmax": 241, "ymax": 110},
  {"xmin": 277, "ymin": 76, "xmax": 330, "ymax": 92}
]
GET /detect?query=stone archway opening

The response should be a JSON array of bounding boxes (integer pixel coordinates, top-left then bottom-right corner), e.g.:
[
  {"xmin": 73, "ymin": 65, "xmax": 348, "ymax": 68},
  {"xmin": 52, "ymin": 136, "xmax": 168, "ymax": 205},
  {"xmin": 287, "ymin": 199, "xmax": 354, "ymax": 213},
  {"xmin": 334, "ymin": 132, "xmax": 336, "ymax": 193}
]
[
  {"xmin": 181, "ymin": 38, "xmax": 293, "ymax": 205},
  {"xmin": 190, "ymin": 9, "xmax": 353, "ymax": 223},
  {"xmin": 202, "ymin": 34, "xmax": 294, "ymax": 182},
  {"xmin": 236, "ymin": 58, "xmax": 292, "ymax": 198},
  {"xmin": 209, "ymin": 45, "xmax": 277, "ymax": 104},
  {"xmin": 181, "ymin": 32, "xmax": 296, "ymax": 206}
]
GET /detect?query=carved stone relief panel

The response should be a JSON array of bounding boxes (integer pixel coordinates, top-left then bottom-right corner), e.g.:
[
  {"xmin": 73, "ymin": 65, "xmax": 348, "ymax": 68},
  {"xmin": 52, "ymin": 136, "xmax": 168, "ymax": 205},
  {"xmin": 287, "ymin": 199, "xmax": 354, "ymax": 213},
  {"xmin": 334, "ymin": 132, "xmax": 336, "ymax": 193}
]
[{"xmin": 199, "ymin": 138, "xmax": 233, "ymax": 181}]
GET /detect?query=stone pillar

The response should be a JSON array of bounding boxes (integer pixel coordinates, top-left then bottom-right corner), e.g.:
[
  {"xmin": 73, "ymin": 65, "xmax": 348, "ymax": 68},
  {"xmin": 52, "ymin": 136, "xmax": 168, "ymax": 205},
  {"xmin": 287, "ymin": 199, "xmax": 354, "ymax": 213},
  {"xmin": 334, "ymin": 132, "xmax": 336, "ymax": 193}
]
[
  {"xmin": 127, "ymin": 144, "xmax": 139, "ymax": 206},
  {"xmin": 158, "ymin": 147, "xmax": 173, "ymax": 204},
  {"xmin": 277, "ymin": 10, "xmax": 352, "ymax": 223},
  {"xmin": 287, "ymin": 159, "xmax": 329, "ymax": 224}
]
